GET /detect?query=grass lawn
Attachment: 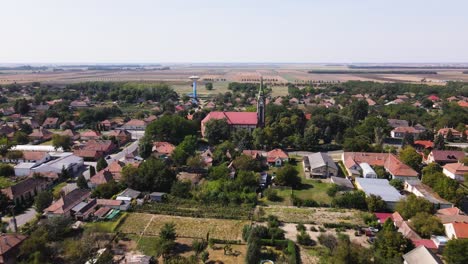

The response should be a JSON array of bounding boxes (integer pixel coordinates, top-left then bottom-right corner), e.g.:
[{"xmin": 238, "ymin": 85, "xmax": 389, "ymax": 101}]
[
  {"xmin": 119, "ymin": 213, "xmax": 249, "ymax": 241},
  {"xmin": 52, "ymin": 182, "xmax": 67, "ymax": 198},
  {"xmin": 84, "ymin": 213, "xmax": 127, "ymax": 233},
  {"xmin": 0, "ymin": 177, "xmax": 14, "ymax": 189},
  {"xmin": 261, "ymin": 206, "xmax": 364, "ymax": 225}
]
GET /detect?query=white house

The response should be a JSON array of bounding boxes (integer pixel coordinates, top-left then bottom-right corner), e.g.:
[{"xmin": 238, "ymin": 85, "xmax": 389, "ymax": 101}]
[
  {"xmin": 444, "ymin": 222, "xmax": 468, "ymax": 239},
  {"xmin": 359, "ymin": 163, "xmax": 377, "ymax": 178},
  {"xmin": 303, "ymin": 152, "xmax": 338, "ymax": 178},
  {"xmin": 442, "ymin": 163, "xmax": 468, "ymax": 182}
]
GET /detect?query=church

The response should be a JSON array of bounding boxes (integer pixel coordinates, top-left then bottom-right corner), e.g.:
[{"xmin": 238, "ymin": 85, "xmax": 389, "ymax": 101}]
[{"xmin": 201, "ymin": 79, "xmax": 266, "ymax": 138}]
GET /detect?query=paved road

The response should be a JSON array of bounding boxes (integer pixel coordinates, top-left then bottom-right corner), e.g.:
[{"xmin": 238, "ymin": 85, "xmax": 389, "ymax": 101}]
[
  {"xmin": 4, "ymin": 208, "xmax": 37, "ymax": 231},
  {"xmin": 106, "ymin": 139, "xmax": 140, "ymax": 163}
]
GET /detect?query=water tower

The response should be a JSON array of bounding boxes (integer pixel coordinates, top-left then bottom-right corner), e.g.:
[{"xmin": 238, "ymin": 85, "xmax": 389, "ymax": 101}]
[{"xmin": 189, "ymin": 75, "xmax": 200, "ymax": 100}]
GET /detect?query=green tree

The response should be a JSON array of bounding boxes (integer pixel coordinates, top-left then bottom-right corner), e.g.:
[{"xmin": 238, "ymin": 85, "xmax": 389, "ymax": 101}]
[
  {"xmin": 374, "ymin": 218, "xmax": 413, "ymax": 262},
  {"xmin": 76, "ymin": 175, "xmax": 88, "ymax": 189},
  {"xmin": 204, "ymin": 118, "xmax": 230, "ymax": 145},
  {"xmin": 170, "ymin": 181, "xmax": 192, "ymax": 199},
  {"xmin": 52, "ymin": 134, "xmax": 71, "ymax": 151},
  {"xmin": 389, "ymin": 179, "xmax": 404, "ymax": 191},
  {"xmin": 366, "ymin": 194, "xmax": 387, "ymax": 213},
  {"xmin": 13, "ymin": 131, "xmax": 29, "ymax": 144},
  {"xmin": 0, "ymin": 164, "xmax": 14, "ymax": 177},
  {"xmin": 409, "ymin": 212, "xmax": 444, "ymax": 238},
  {"xmin": 348, "ymin": 100, "xmax": 369, "ymax": 121},
  {"xmin": 205, "ymin": 82, "xmax": 213, "ymax": 90},
  {"xmin": 434, "ymin": 133, "xmax": 445, "ymax": 150},
  {"xmin": 89, "ymin": 166, "xmax": 96, "ymax": 177},
  {"xmin": 399, "ymin": 146, "xmax": 422, "ymax": 171},
  {"xmin": 123, "ymin": 157, "xmax": 176, "ymax": 192},
  {"xmin": 330, "ymin": 236, "xmax": 373, "ymax": 264},
  {"xmin": 274, "ymin": 164, "xmax": 301, "ymax": 188},
  {"xmin": 232, "ymin": 154, "xmax": 261, "ymax": 172},
  {"xmin": 443, "ymin": 239, "xmax": 468, "ymax": 264},
  {"xmin": 34, "ymin": 191, "xmax": 53, "ymax": 212},
  {"xmin": 92, "ymin": 180, "xmax": 120, "ymax": 199},
  {"xmin": 96, "ymin": 157, "xmax": 108, "ymax": 171},
  {"xmin": 395, "ymin": 195, "xmax": 434, "ymax": 219},
  {"xmin": 145, "ymin": 114, "xmax": 197, "ymax": 144},
  {"xmin": 138, "ymin": 136, "xmax": 153, "ymax": 159}
]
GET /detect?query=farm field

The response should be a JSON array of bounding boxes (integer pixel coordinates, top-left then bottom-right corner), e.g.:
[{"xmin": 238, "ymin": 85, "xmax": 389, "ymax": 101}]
[
  {"xmin": 260, "ymin": 206, "xmax": 364, "ymax": 225},
  {"xmin": 118, "ymin": 213, "xmax": 250, "ymax": 241}
]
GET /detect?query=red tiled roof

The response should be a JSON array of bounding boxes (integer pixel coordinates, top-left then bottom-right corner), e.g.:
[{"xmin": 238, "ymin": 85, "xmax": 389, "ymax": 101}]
[
  {"xmin": 22, "ymin": 151, "xmax": 48, "ymax": 161},
  {"xmin": 457, "ymin": 101, "xmax": 468, "ymax": 108},
  {"xmin": 0, "ymin": 234, "xmax": 27, "ymax": 260},
  {"xmin": 412, "ymin": 239, "xmax": 437, "ymax": 249},
  {"xmin": 124, "ymin": 119, "xmax": 146, "ymax": 126},
  {"xmin": 42, "ymin": 117, "xmax": 59, "ymax": 126},
  {"xmin": 443, "ymin": 162, "xmax": 468, "ymax": 175},
  {"xmin": 451, "ymin": 222, "xmax": 468, "ymax": 239},
  {"xmin": 375, "ymin": 213, "xmax": 393, "ymax": 223},
  {"xmin": 267, "ymin": 149, "xmax": 288, "ymax": 163},
  {"xmin": 202, "ymin": 112, "xmax": 258, "ymax": 126},
  {"xmin": 94, "ymin": 206, "xmax": 111, "ymax": 218},
  {"xmin": 80, "ymin": 130, "xmax": 101, "ymax": 138},
  {"xmin": 437, "ymin": 128, "xmax": 462, "ymax": 137},
  {"xmin": 153, "ymin": 142, "xmax": 175, "ymax": 155},
  {"xmin": 97, "ymin": 199, "xmax": 122, "ymax": 207},
  {"xmin": 386, "ymin": 154, "xmax": 419, "ymax": 177},
  {"xmin": 428, "ymin": 94, "xmax": 440, "ymax": 101},
  {"xmin": 414, "ymin": 140, "xmax": 434, "ymax": 149},
  {"xmin": 305, "ymin": 113, "xmax": 312, "ymax": 120},
  {"xmin": 90, "ymin": 170, "xmax": 113, "ymax": 185},
  {"xmin": 436, "ymin": 207, "xmax": 461, "ymax": 216},
  {"xmin": 392, "ymin": 126, "xmax": 419, "ymax": 133},
  {"xmin": 430, "ymin": 150, "xmax": 465, "ymax": 163}
]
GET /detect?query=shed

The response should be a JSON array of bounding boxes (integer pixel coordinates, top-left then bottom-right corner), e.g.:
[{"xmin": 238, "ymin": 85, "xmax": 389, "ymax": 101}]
[
  {"xmin": 359, "ymin": 163, "xmax": 377, "ymax": 178},
  {"xmin": 149, "ymin": 192, "xmax": 166, "ymax": 202},
  {"xmin": 116, "ymin": 188, "xmax": 141, "ymax": 201}
]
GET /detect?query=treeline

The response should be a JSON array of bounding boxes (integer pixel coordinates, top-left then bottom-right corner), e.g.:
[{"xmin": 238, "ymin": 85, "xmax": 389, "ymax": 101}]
[
  {"xmin": 228, "ymin": 82, "xmax": 271, "ymax": 98},
  {"xmin": 308, "ymin": 70, "xmax": 438, "ymax": 74},
  {"xmin": 349, "ymin": 65, "xmax": 468, "ymax": 69}
]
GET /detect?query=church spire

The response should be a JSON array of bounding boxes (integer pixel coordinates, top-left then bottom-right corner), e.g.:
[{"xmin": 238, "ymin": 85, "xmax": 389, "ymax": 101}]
[{"xmin": 257, "ymin": 77, "xmax": 265, "ymax": 128}]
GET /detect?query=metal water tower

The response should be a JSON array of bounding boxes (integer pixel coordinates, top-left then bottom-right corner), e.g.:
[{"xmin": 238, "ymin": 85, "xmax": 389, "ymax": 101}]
[{"xmin": 189, "ymin": 75, "xmax": 200, "ymax": 100}]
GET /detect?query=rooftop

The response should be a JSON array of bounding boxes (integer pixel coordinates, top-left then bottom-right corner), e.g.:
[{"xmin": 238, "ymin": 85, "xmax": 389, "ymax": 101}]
[{"xmin": 355, "ymin": 178, "xmax": 403, "ymax": 202}]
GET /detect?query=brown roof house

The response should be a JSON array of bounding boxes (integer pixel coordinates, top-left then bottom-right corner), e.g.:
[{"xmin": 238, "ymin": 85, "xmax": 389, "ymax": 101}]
[
  {"xmin": 74, "ymin": 140, "xmax": 116, "ymax": 160},
  {"xmin": 88, "ymin": 169, "xmax": 114, "ymax": 188},
  {"xmin": 426, "ymin": 150, "xmax": 465, "ymax": 165},
  {"xmin": 1, "ymin": 178, "xmax": 50, "ymax": 205},
  {"xmin": 42, "ymin": 117, "xmax": 59, "ymax": 129},
  {"xmin": 107, "ymin": 129, "xmax": 132, "ymax": 146},
  {"xmin": 152, "ymin": 142, "xmax": 175, "ymax": 158},
  {"xmin": 28, "ymin": 128, "xmax": 53, "ymax": 143},
  {"xmin": 44, "ymin": 189, "xmax": 91, "ymax": 218},
  {"xmin": 0, "ymin": 233, "xmax": 27, "ymax": 264},
  {"xmin": 122, "ymin": 119, "xmax": 147, "ymax": 130},
  {"xmin": 267, "ymin": 149, "xmax": 289, "ymax": 166}
]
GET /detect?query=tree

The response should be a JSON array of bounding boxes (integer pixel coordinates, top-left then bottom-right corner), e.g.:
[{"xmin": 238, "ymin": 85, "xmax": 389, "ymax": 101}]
[
  {"xmin": 374, "ymin": 218, "xmax": 413, "ymax": 262},
  {"xmin": 332, "ymin": 191, "xmax": 367, "ymax": 210},
  {"xmin": 205, "ymin": 82, "xmax": 213, "ymax": 90},
  {"xmin": 0, "ymin": 164, "xmax": 14, "ymax": 177},
  {"xmin": 318, "ymin": 233, "xmax": 338, "ymax": 251},
  {"xmin": 434, "ymin": 133, "xmax": 445, "ymax": 150},
  {"xmin": 14, "ymin": 98, "xmax": 30, "ymax": 114},
  {"xmin": 232, "ymin": 155, "xmax": 261, "ymax": 172},
  {"xmin": 399, "ymin": 146, "xmax": 422, "ymax": 171},
  {"xmin": 123, "ymin": 158, "xmax": 176, "ymax": 192},
  {"xmin": 446, "ymin": 129, "xmax": 455, "ymax": 142},
  {"xmin": 145, "ymin": 114, "xmax": 197, "ymax": 144},
  {"xmin": 138, "ymin": 136, "xmax": 153, "ymax": 159},
  {"xmin": 76, "ymin": 175, "xmax": 88, "ymax": 189},
  {"xmin": 170, "ymin": 181, "xmax": 192, "ymax": 198},
  {"xmin": 443, "ymin": 239, "xmax": 468, "ymax": 264},
  {"xmin": 34, "ymin": 191, "xmax": 53, "ymax": 212},
  {"xmin": 200, "ymin": 251, "xmax": 209, "ymax": 263},
  {"xmin": 395, "ymin": 195, "xmax": 434, "ymax": 219},
  {"xmin": 13, "ymin": 131, "xmax": 29, "ymax": 144},
  {"xmin": 409, "ymin": 212, "xmax": 444, "ymax": 238},
  {"xmin": 52, "ymin": 134, "xmax": 71, "ymax": 151},
  {"xmin": 330, "ymin": 236, "xmax": 373, "ymax": 264},
  {"xmin": 389, "ymin": 179, "xmax": 404, "ymax": 191},
  {"xmin": 231, "ymin": 129, "xmax": 253, "ymax": 150},
  {"xmin": 92, "ymin": 180, "xmax": 120, "ymax": 199},
  {"xmin": 96, "ymin": 157, "xmax": 108, "ymax": 171},
  {"xmin": 160, "ymin": 222, "xmax": 177, "ymax": 240},
  {"xmin": 366, "ymin": 194, "xmax": 387, "ymax": 213},
  {"xmin": 171, "ymin": 135, "xmax": 198, "ymax": 166},
  {"xmin": 204, "ymin": 118, "xmax": 230, "ymax": 145},
  {"xmin": 0, "ymin": 192, "xmax": 10, "ymax": 214},
  {"xmin": 187, "ymin": 154, "xmax": 204, "ymax": 170},
  {"xmin": 297, "ymin": 231, "xmax": 315, "ymax": 246},
  {"xmin": 274, "ymin": 164, "xmax": 301, "ymax": 188},
  {"xmin": 89, "ymin": 166, "xmax": 96, "ymax": 177},
  {"xmin": 348, "ymin": 100, "xmax": 369, "ymax": 121}
]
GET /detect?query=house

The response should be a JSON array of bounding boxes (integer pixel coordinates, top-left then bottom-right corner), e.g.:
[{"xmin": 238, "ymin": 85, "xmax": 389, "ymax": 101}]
[
  {"xmin": 267, "ymin": 149, "xmax": 289, "ymax": 166},
  {"xmin": 80, "ymin": 130, "xmax": 101, "ymax": 141},
  {"xmin": 201, "ymin": 112, "xmax": 258, "ymax": 137},
  {"xmin": 428, "ymin": 95, "xmax": 440, "ymax": 102},
  {"xmin": 107, "ymin": 129, "xmax": 132, "ymax": 146},
  {"xmin": 28, "ymin": 128, "xmax": 53, "ymax": 143},
  {"xmin": 242, "ymin": 150, "xmax": 263, "ymax": 160},
  {"xmin": 444, "ymin": 221, "xmax": 468, "ymax": 239},
  {"xmin": 72, "ymin": 199, "xmax": 98, "ymax": 221},
  {"xmin": 426, "ymin": 150, "xmax": 464, "ymax": 165},
  {"xmin": 59, "ymin": 121, "xmax": 76, "ymax": 130},
  {"xmin": 32, "ymin": 153, "xmax": 84, "ymax": 176},
  {"xmin": 61, "ymin": 129, "xmax": 80, "ymax": 141},
  {"xmin": 403, "ymin": 246, "xmax": 442, "ymax": 264},
  {"xmin": 414, "ymin": 140, "xmax": 433, "ymax": 151},
  {"xmin": 388, "ymin": 119, "xmax": 409, "ymax": 128},
  {"xmin": 457, "ymin": 101, "xmax": 468, "ymax": 108},
  {"xmin": 390, "ymin": 126, "xmax": 422, "ymax": 139},
  {"xmin": 106, "ymin": 161, "xmax": 126, "ymax": 181},
  {"xmin": 74, "ymin": 140, "xmax": 116, "ymax": 160},
  {"xmin": 342, "ymin": 152, "xmax": 418, "ymax": 180},
  {"xmin": 0, "ymin": 233, "xmax": 27, "ymax": 264},
  {"xmin": 42, "ymin": 117, "xmax": 59, "ymax": 129},
  {"xmin": 89, "ymin": 170, "xmax": 114, "ymax": 188},
  {"xmin": 100, "ymin": 120, "xmax": 116, "ymax": 131},
  {"xmin": 437, "ymin": 128, "xmax": 462, "ymax": 140},
  {"xmin": 435, "ymin": 207, "xmax": 468, "ymax": 224},
  {"xmin": 116, "ymin": 188, "xmax": 141, "ymax": 202},
  {"xmin": 1, "ymin": 178, "xmax": 50, "ymax": 205},
  {"xmin": 302, "ymin": 152, "xmax": 338, "ymax": 178},
  {"xmin": 330, "ymin": 176, "xmax": 354, "ymax": 190},
  {"xmin": 70, "ymin": 100, "xmax": 89, "ymax": 108},
  {"xmin": 144, "ymin": 115, "xmax": 157, "ymax": 123},
  {"xmin": 442, "ymin": 162, "xmax": 468, "ymax": 181},
  {"xmin": 44, "ymin": 189, "xmax": 91, "ymax": 217},
  {"xmin": 149, "ymin": 192, "xmax": 166, "ymax": 202},
  {"xmin": 404, "ymin": 180, "xmax": 453, "ymax": 209},
  {"xmin": 152, "ymin": 142, "xmax": 175, "ymax": 158},
  {"xmin": 122, "ymin": 119, "xmax": 147, "ymax": 130},
  {"xmin": 355, "ymin": 178, "xmax": 403, "ymax": 210},
  {"xmin": 22, "ymin": 119, "xmax": 40, "ymax": 129}
]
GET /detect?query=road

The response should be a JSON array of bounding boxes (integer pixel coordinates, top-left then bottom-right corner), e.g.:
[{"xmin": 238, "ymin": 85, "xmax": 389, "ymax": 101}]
[
  {"xmin": 106, "ymin": 139, "xmax": 140, "ymax": 164},
  {"xmin": 4, "ymin": 208, "xmax": 37, "ymax": 231},
  {"xmin": 288, "ymin": 150, "xmax": 344, "ymax": 161}
]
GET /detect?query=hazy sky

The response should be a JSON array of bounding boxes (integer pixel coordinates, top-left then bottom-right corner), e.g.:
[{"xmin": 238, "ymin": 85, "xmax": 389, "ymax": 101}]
[{"xmin": 1, "ymin": 0, "xmax": 467, "ymax": 63}]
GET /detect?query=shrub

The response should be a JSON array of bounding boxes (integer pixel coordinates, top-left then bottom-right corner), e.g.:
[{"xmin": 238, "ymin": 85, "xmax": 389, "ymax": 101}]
[
  {"xmin": 192, "ymin": 239, "xmax": 207, "ymax": 255},
  {"xmin": 296, "ymin": 223, "xmax": 306, "ymax": 232},
  {"xmin": 297, "ymin": 231, "xmax": 315, "ymax": 246},
  {"xmin": 318, "ymin": 233, "xmax": 338, "ymax": 251},
  {"xmin": 310, "ymin": 226, "xmax": 318, "ymax": 232},
  {"xmin": 264, "ymin": 188, "xmax": 282, "ymax": 202}
]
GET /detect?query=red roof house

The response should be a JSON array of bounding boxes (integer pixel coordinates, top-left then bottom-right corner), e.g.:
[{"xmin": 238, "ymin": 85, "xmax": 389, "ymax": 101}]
[
  {"xmin": 201, "ymin": 112, "xmax": 258, "ymax": 137},
  {"xmin": 267, "ymin": 149, "xmax": 289, "ymax": 166}
]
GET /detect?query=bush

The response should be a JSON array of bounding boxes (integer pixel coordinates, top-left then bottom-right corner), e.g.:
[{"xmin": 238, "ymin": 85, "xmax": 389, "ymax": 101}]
[
  {"xmin": 264, "ymin": 188, "xmax": 282, "ymax": 202},
  {"xmin": 292, "ymin": 195, "xmax": 319, "ymax": 207},
  {"xmin": 296, "ymin": 223, "xmax": 306, "ymax": 232},
  {"xmin": 319, "ymin": 227, "xmax": 326, "ymax": 232},
  {"xmin": 192, "ymin": 239, "xmax": 207, "ymax": 254},
  {"xmin": 318, "ymin": 233, "xmax": 338, "ymax": 251},
  {"xmin": 297, "ymin": 231, "xmax": 315, "ymax": 246},
  {"xmin": 310, "ymin": 226, "xmax": 318, "ymax": 232}
]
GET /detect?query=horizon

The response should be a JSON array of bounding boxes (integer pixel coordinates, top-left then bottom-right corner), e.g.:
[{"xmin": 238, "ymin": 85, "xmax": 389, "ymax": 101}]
[{"xmin": 1, "ymin": 0, "xmax": 468, "ymax": 63}]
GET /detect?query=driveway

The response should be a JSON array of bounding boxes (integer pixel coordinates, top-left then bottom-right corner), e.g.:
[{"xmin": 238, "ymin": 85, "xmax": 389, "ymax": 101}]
[{"xmin": 4, "ymin": 208, "xmax": 37, "ymax": 231}]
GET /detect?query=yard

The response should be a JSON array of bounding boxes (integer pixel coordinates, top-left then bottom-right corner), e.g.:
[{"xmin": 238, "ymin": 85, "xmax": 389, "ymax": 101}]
[
  {"xmin": 260, "ymin": 206, "xmax": 365, "ymax": 225},
  {"xmin": 118, "ymin": 213, "xmax": 250, "ymax": 241}
]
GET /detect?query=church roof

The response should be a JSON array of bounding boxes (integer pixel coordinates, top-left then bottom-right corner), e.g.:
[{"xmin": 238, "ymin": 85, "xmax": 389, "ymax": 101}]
[{"xmin": 202, "ymin": 112, "xmax": 258, "ymax": 126}]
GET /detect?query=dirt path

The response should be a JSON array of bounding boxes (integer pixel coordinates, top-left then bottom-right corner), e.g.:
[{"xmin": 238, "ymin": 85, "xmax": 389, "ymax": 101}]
[{"xmin": 138, "ymin": 215, "xmax": 155, "ymax": 243}]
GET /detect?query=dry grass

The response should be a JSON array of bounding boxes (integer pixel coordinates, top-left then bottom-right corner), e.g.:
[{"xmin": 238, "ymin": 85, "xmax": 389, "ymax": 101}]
[
  {"xmin": 119, "ymin": 213, "xmax": 250, "ymax": 240},
  {"xmin": 260, "ymin": 206, "xmax": 364, "ymax": 225}
]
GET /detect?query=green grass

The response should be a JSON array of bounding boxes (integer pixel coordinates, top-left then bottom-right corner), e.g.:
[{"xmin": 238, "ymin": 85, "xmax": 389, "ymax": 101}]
[
  {"xmin": 0, "ymin": 177, "xmax": 14, "ymax": 189},
  {"xmin": 52, "ymin": 182, "xmax": 67, "ymax": 199},
  {"xmin": 126, "ymin": 234, "xmax": 160, "ymax": 256},
  {"xmin": 84, "ymin": 213, "xmax": 127, "ymax": 233}
]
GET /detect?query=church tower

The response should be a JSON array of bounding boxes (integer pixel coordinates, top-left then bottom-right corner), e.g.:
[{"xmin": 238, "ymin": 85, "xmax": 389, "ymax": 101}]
[{"xmin": 257, "ymin": 77, "xmax": 266, "ymax": 127}]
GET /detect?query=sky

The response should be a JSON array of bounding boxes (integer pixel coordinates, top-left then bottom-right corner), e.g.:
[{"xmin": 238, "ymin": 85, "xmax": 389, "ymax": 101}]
[{"xmin": 1, "ymin": 0, "xmax": 467, "ymax": 63}]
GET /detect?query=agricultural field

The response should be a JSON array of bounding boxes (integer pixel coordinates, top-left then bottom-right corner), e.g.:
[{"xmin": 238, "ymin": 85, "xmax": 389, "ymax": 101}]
[
  {"xmin": 119, "ymin": 213, "xmax": 250, "ymax": 241},
  {"xmin": 260, "ymin": 206, "xmax": 364, "ymax": 225}
]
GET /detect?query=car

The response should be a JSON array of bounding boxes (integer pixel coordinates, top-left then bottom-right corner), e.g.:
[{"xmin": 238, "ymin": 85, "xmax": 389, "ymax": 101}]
[{"xmin": 369, "ymin": 227, "xmax": 379, "ymax": 233}]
